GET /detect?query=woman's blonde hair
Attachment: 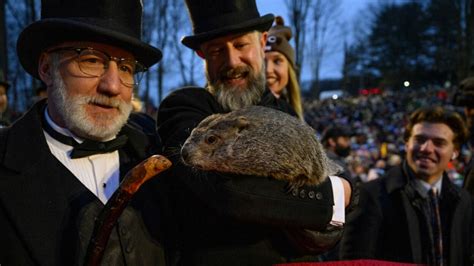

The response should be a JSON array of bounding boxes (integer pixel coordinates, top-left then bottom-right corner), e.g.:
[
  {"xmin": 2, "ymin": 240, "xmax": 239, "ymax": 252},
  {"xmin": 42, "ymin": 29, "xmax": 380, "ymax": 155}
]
[{"xmin": 286, "ymin": 65, "xmax": 304, "ymax": 120}]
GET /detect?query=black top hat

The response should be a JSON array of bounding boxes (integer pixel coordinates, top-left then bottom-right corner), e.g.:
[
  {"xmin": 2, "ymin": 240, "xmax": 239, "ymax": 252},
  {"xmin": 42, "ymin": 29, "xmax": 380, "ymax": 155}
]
[
  {"xmin": 181, "ymin": 0, "xmax": 274, "ymax": 50},
  {"xmin": 17, "ymin": 0, "xmax": 162, "ymax": 79}
]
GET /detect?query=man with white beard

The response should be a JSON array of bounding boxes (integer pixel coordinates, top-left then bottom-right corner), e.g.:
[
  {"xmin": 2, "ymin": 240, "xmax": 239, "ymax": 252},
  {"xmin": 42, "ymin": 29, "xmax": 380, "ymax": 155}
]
[
  {"xmin": 155, "ymin": 0, "xmax": 353, "ymax": 265},
  {"xmin": 0, "ymin": 0, "xmax": 166, "ymax": 265}
]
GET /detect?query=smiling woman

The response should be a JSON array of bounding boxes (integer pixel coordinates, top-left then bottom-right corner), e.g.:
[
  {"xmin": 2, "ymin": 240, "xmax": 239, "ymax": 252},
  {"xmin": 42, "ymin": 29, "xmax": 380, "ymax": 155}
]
[{"xmin": 264, "ymin": 16, "xmax": 303, "ymax": 119}]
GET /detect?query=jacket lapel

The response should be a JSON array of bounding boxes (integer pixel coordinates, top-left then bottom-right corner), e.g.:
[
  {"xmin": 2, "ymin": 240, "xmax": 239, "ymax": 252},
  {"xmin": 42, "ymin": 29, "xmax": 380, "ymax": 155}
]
[
  {"xmin": 384, "ymin": 162, "xmax": 423, "ymax": 262},
  {"xmin": 0, "ymin": 101, "xmax": 98, "ymax": 264}
]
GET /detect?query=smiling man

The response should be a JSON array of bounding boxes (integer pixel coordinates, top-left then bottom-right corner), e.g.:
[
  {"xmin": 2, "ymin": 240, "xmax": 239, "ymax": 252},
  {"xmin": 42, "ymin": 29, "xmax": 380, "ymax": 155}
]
[
  {"xmin": 340, "ymin": 106, "xmax": 473, "ymax": 265},
  {"xmin": 199, "ymin": 32, "xmax": 267, "ymax": 112},
  {"xmin": 156, "ymin": 0, "xmax": 353, "ymax": 265},
  {"xmin": 0, "ymin": 0, "xmax": 165, "ymax": 265}
]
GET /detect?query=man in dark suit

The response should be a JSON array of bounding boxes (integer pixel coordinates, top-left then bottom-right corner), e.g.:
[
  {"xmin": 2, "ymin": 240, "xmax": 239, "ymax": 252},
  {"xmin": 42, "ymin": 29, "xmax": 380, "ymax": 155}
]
[
  {"xmin": 340, "ymin": 106, "xmax": 473, "ymax": 265},
  {"xmin": 156, "ymin": 0, "xmax": 353, "ymax": 265},
  {"xmin": 0, "ymin": 0, "xmax": 165, "ymax": 265}
]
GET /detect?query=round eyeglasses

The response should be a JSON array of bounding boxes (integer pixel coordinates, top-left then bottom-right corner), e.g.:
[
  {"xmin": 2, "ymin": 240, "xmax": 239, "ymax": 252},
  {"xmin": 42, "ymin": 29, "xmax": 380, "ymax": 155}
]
[{"xmin": 47, "ymin": 47, "xmax": 146, "ymax": 87}]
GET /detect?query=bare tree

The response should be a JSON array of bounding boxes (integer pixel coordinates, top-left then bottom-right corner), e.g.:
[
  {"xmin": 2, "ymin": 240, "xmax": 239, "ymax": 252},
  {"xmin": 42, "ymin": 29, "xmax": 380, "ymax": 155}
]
[
  {"xmin": 285, "ymin": 0, "xmax": 311, "ymax": 79},
  {"xmin": 141, "ymin": 0, "xmax": 157, "ymax": 107},
  {"xmin": 308, "ymin": 0, "xmax": 342, "ymax": 95},
  {"xmin": 5, "ymin": 0, "xmax": 39, "ymax": 111},
  {"xmin": 153, "ymin": 0, "xmax": 170, "ymax": 103},
  {"xmin": 168, "ymin": 0, "xmax": 200, "ymax": 87}
]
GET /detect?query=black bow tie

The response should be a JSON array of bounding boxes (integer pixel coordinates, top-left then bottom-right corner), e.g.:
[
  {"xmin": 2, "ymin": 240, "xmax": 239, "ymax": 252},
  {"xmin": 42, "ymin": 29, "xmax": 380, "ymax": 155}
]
[{"xmin": 42, "ymin": 115, "xmax": 128, "ymax": 159}]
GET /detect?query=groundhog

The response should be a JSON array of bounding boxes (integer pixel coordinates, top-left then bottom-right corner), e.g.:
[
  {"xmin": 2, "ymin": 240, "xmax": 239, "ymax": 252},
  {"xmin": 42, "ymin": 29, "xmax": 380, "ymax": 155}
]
[{"xmin": 181, "ymin": 106, "xmax": 342, "ymax": 191}]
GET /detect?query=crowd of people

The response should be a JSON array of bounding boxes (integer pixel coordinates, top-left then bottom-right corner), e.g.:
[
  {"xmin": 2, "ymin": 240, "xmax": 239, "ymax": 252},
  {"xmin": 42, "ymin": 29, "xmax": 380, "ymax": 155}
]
[
  {"xmin": 0, "ymin": 0, "xmax": 472, "ymax": 265},
  {"xmin": 304, "ymin": 85, "xmax": 468, "ymax": 187}
]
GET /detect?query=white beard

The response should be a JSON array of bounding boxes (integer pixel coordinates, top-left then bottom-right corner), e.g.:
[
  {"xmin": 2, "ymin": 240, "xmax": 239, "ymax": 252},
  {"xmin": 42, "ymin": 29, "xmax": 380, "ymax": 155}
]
[{"xmin": 49, "ymin": 69, "xmax": 132, "ymax": 141}]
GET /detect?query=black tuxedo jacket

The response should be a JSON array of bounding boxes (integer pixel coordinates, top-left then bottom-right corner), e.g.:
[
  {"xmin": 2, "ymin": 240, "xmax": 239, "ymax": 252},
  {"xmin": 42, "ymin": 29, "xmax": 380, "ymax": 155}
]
[{"xmin": 0, "ymin": 100, "xmax": 164, "ymax": 265}]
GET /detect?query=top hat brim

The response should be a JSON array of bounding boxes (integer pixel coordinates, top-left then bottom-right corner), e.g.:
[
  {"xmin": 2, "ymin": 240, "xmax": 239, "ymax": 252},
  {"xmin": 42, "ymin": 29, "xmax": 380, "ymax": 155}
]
[
  {"xmin": 181, "ymin": 14, "xmax": 274, "ymax": 50},
  {"xmin": 17, "ymin": 18, "xmax": 162, "ymax": 79}
]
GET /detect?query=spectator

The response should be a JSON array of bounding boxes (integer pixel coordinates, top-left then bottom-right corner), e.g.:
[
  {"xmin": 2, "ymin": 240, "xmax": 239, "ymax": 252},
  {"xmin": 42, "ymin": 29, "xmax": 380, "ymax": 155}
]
[
  {"xmin": 321, "ymin": 125, "xmax": 353, "ymax": 179},
  {"xmin": 264, "ymin": 16, "xmax": 304, "ymax": 120},
  {"xmin": 340, "ymin": 106, "xmax": 472, "ymax": 265}
]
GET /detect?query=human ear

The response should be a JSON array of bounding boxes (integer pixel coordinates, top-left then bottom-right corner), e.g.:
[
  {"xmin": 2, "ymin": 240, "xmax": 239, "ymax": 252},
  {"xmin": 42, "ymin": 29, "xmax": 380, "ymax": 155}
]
[
  {"xmin": 259, "ymin": 32, "xmax": 268, "ymax": 54},
  {"xmin": 196, "ymin": 50, "xmax": 205, "ymax": 59},
  {"xmin": 37, "ymin": 53, "xmax": 54, "ymax": 87}
]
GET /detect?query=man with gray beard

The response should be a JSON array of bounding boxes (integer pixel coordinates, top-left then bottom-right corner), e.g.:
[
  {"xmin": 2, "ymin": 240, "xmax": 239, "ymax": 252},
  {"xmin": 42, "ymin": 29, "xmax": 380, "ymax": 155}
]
[
  {"xmin": 0, "ymin": 0, "xmax": 166, "ymax": 265},
  {"xmin": 156, "ymin": 0, "xmax": 353, "ymax": 265}
]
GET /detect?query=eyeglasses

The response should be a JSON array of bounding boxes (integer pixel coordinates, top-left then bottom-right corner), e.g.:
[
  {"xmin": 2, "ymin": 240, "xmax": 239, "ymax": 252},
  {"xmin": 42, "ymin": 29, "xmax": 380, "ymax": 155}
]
[{"xmin": 47, "ymin": 47, "xmax": 146, "ymax": 87}]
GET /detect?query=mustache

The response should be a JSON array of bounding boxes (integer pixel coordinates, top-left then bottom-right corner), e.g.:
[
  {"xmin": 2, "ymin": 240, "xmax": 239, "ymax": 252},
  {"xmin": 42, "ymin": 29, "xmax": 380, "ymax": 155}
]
[
  {"xmin": 87, "ymin": 94, "xmax": 123, "ymax": 108},
  {"xmin": 217, "ymin": 65, "xmax": 251, "ymax": 81}
]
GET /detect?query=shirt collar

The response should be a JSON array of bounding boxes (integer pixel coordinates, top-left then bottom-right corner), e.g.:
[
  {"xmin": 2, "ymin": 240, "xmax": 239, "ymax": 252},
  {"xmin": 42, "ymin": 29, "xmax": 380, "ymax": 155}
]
[
  {"xmin": 44, "ymin": 107, "xmax": 85, "ymax": 144},
  {"xmin": 414, "ymin": 176, "xmax": 443, "ymax": 198}
]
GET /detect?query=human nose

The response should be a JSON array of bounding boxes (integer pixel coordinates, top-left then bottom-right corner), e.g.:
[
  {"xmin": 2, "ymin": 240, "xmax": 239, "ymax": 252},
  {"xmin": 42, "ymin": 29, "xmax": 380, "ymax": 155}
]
[
  {"xmin": 224, "ymin": 47, "xmax": 241, "ymax": 68},
  {"xmin": 97, "ymin": 61, "xmax": 122, "ymax": 96},
  {"xmin": 419, "ymin": 140, "xmax": 434, "ymax": 152},
  {"xmin": 265, "ymin": 60, "xmax": 273, "ymax": 74}
]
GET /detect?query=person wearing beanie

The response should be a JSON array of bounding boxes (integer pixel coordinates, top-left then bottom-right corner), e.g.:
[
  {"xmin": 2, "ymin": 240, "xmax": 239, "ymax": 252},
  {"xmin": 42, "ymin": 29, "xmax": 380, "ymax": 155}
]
[{"xmin": 265, "ymin": 16, "xmax": 304, "ymax": 120}]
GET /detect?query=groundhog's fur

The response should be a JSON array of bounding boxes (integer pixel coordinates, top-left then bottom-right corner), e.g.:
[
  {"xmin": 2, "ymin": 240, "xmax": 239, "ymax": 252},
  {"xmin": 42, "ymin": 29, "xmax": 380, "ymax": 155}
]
[{"xmin": 181, "ymin": 106, "xmax": 342, "ymax": 187}]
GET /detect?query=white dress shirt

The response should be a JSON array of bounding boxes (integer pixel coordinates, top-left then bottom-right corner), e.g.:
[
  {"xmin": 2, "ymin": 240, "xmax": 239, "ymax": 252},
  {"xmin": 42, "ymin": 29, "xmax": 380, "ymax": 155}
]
[
  {"xmin": 329, "ymin": 175, "xmax": 345, "ymax": 224},
  {"xmin": 414, "ymin": 176, "xmax": 443, "ymax": 198},
  {"xmin": 43, "ymin": 109, "xmax": 120, "ymax": 204}
]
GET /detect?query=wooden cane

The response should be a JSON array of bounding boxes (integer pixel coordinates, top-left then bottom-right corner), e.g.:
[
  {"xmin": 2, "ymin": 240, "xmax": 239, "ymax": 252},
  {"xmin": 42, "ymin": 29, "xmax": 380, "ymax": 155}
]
[{"xmin": 84, "ymin": 154, "xmax": 172, "ymax": 266}]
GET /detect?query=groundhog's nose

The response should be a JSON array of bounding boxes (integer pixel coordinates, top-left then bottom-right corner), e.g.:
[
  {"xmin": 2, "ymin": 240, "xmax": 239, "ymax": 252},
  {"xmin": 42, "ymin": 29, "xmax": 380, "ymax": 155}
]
[{"xmin": 181, "ymin": 146, "xmax": 190, "ymax": 162}]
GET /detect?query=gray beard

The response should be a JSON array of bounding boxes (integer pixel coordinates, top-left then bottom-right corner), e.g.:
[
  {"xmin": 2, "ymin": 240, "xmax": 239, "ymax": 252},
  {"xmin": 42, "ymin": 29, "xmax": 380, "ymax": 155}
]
[
  {"xmin": 49, "ymin": 69, "xmax": 132, "ymax": 141},
  {"xmin": 207, "ymin": 64, "xmax": 266, "ymax": 112}
]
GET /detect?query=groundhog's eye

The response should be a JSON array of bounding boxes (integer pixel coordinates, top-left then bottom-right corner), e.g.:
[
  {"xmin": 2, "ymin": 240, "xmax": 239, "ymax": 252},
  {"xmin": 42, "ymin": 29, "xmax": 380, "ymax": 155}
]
[{"xmin": 205, "ymin": 135, "xmax": 218, "ymax": 145}]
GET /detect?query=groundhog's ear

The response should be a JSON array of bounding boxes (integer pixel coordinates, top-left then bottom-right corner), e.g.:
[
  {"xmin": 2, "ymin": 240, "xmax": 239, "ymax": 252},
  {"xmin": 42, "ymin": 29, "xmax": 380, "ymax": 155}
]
[{"xmin": 234, "ymin": 116, "xmax": 250, "ymax": 132}]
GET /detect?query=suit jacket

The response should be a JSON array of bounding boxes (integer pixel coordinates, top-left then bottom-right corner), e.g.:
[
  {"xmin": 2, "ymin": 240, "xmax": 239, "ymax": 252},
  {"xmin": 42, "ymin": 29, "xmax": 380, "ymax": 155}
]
[
  {"xmin": 340, "ymin": 161, "xmax": 473, "ymax": 265},
  {"xmin": 156, "ymin": 87, "xmax": 336, "ymax": 266},
  {"xmin": 0, "ymin": 100, "xmax": 164, "ymax": 265}
]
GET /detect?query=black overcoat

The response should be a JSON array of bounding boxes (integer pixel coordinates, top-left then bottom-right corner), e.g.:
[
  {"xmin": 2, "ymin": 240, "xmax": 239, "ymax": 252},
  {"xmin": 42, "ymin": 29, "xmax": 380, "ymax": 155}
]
[
  {"xmin": 156, "ymin": 87, "xmax": 336, "ymax": 266},
  {"xmin": 340, "ymin": 161, "xmax": 473, "ymax": 265},
  {"xmin": 0, "ymin": 100, "xmax": 165, "ymax": 265}
]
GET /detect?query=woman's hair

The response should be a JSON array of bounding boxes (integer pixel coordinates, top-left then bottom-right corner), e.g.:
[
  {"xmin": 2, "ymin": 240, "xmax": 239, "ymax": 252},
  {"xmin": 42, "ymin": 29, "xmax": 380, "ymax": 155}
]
[
  {"xmin": 287, "ymin": 64, "xmax": 304, "ymax": 120},
  {"xmin": 266, "ymin": 16, "xmax": 303, "ymax": 120}
]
